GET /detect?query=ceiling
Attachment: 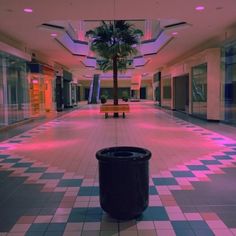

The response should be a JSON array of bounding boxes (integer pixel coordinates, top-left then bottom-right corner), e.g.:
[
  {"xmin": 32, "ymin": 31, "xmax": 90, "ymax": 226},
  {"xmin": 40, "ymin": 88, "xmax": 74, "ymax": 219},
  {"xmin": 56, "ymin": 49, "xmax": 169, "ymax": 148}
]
[{"xmin": 0, "ymin": 0, "xmax": 236, "ymax": 81}]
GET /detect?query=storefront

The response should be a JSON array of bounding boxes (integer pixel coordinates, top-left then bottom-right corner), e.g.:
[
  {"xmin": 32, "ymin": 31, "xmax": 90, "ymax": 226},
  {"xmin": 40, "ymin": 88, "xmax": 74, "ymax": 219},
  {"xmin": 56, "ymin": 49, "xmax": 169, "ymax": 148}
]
[
  {"xmin": 63, "ymin": 70, "xmax": 73, "ymax": 108},
  {"xmin": 161, "ymin": 75, "xmax": 172, "ymax": 109},
  {"xmin": 159, "ymin": 48, "xmax": 221, "ymax": 121},
  {"xmin": 191, "ymin": 64, "xmax": 207, "ymax": 119},
  {"xmin": 43, "ymin": 66, "xmax": 55, "ymax": 112},
  {"xmin": 28, "ymin": 63, "xmax": 55, "ymax": 116},
  {"xmin": 222, "ymin": 41, "xmax": 236, "ymax": 125},
  {"xmin": 0, "ymin": 51, "xmax": 30, "ymax": 126}
]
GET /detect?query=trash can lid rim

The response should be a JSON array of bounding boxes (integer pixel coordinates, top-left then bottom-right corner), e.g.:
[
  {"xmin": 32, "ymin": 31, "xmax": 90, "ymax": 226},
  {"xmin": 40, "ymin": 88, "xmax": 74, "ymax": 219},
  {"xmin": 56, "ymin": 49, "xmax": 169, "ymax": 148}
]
[{"xmin": 96, "ymin": 146, "xmax": 151, "ymax": 161}]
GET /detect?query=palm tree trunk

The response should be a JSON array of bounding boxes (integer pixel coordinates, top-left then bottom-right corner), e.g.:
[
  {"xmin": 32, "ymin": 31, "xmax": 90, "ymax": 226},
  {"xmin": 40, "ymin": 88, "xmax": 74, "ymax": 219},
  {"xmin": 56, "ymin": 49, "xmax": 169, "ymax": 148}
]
[{"xmin": 113, "ymin": 56, "xmax": 119, "ymax": 117}]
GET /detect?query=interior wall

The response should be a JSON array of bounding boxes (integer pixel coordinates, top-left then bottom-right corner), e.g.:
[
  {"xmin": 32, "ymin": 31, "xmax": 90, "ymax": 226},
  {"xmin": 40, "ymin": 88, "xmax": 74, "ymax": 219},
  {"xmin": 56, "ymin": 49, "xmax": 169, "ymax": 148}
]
[
  {"xmin": 161, "ymin": 48, "xmax": 221, "ymax": 120},
  {"xmin": 79, "ymin": 78, "xmax": 153, "ymax": 100}
]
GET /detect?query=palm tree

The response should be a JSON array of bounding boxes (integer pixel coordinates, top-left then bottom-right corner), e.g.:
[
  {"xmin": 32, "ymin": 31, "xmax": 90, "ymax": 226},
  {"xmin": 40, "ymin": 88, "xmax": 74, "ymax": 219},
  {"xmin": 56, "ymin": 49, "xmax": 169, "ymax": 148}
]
[{"xmin": 86, "ymin": 20, "xmax": 143, "ymax": 116}]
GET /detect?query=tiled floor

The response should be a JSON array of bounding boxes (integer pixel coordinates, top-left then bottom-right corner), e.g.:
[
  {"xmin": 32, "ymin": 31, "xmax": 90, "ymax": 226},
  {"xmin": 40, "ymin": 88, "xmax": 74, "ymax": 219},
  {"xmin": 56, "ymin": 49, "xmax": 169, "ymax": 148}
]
[
  {"xmin": 0, "ymin": 108, "xmax": 76, "ymax": 142},
  {"xmin": 0, "ymin": 101, "xmax": 236, "ymax": 236}
]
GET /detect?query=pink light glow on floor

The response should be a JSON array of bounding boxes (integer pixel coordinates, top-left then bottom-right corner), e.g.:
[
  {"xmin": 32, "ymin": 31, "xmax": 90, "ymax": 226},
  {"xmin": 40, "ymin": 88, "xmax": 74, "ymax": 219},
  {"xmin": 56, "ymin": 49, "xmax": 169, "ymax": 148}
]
[
  {"xmin": 16, "ymin": 140, "xmax": 81, "ymax": 154},
  {"xmin": 11, "ymin": 102, "xmax": 226, "ymax": 175}
]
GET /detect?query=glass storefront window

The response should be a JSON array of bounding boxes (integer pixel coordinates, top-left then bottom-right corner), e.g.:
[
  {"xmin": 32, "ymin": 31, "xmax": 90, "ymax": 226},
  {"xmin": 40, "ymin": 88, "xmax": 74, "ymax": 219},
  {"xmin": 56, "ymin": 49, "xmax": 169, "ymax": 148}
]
[
  {"xmin": 222, "ymin": 43, "xmax": 236, "ymax": 124},
  {"xmin": 192, "ymin": 63, "xmax": 207, "ymax": 119},
  {"xmin": 0, "ymin": 51, "xmax": 30, "ymax": 125},
  {"xmin": 0, "ymin": 55, "xmax": 4, "ymax": 125},
  {"xmin": 162, "ymin": 77, "xmax": 171, "ymax": 99}
]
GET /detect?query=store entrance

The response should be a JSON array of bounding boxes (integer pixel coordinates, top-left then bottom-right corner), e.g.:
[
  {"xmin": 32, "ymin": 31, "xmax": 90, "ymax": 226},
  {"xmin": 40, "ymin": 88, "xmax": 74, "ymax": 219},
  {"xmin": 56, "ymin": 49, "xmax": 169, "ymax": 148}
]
[
  {"xmin": 30, "ymin": 77, "xmax": 41, "ymax": 116},
  {"xmin": 173, "ymin": 74, "xmax": 189, "ymax": 113}
]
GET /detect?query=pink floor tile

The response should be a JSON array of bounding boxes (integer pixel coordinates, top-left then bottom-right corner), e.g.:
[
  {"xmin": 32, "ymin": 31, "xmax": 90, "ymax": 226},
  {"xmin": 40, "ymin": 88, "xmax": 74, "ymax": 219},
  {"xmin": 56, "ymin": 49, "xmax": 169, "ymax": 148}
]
[
  {"xmin": 161, "ymin": 200, "xmax": 178, "ymax": 206},
  {"xmin": 155, "ymin": 229, "xmax": 176, "ymax": 236},
  {"xmin": 167, "ymin": 212, "xmax": 186, "ymax": 221},
  {"xmin": 154, "ymin": 221, "xmax": 173, "ymax": 229},
  {"xmin": 159, "ymin": 195, "xmax": 175, "ymax": 201},
  {"xmin": 175, "ymin": 165, "xmax": 189, "ymax": 171},
  {"xmin": 83, "ymin": 222, "xmax": 101, "ymax": 230},
  {"xmin": 62, "ymin": 196, "xmax": 77, "ymax": 202},
  {"xmin": 168, "ymin": 185, "xmax": 181, "ymax": 190},
  {"xmin": 90, "ymin": 196, "xmax": 99, "ymax": 201},
  {"xmin": 54, "ymin": 187, "xmax": 67, "ymax": 192},
  {"xmin": 59, "ymin": 201, "xmax": 75, "ymax": 208},
  {"xmin": 17, "ymin": 216, "xmax": 36, "ymax": 224},
  {"xmin": 231, "ymin": 228, "xmax": 236, "ymax": 236},
  {"xmin": 160, "ymin": 171, "xmax": 173, "ymax": 177},
  {"xmin": 213, "ymin": 169, "xmax": 226, "ymax": 174},
  {"xmin": 64, "ymin": 191, "xmax": 78, "ymax": 196},
  {"xmin": 10, "ymin": 224, "xmax": 30, "ymax": 233},
  {"xmin": 34, "ymin": 215, "xmax": 53, "ymax": 223},
  {"xmin": 51, "ymin": 214, "xmax": 69, "ymax": 223},
  {"xmin": 64, "ymin": 223, "xmax": 83, "ymax": 232},
  {"xmin": 207, "ymin": 220, "xmax": 228, "ymax": 229},
  {"xmin": 55, "ymin": 208, "xmax": 72, "ymax": 215},
  {"xmin": 180, "ymin": 185, "xmax": 194, "ymax": 190},
  {"xmin": 137, "ymin": 221, "xmax": 155, "ymax": 230},
  {"xmin": 76, "ymin": 196, "xmax": 90, "ymax": 202},
  {"xmin": 176, "ymin": 178, "xmax": 191, "ymax": 185},
  {"xmin": 212, "ymin": 229, "xmax": 234, "ymax": 236},
  {"xmin": 67, "ymin": 187, "xmax": 80, "ymax": 192},
  {"xmin": 165, "ymin": 206, "xmax": 182, "ymax": 213},
  {"xmin": 135, "ymin": 229, "xmax": 157, "ymax": 236},
  {"xmin": 184, "ymin": 213, "xmax": 203, "ymax": 221},
  {"xmin": 149, "ymin": 199, "xmax": 162, "ymax": 206},
  {"xmin": 201, "ymin": 213, "xmax": 220, "ymax": 221},
  {"xmin": 198, "ymin": 176, "xmax": 210, "ymax": 181}
]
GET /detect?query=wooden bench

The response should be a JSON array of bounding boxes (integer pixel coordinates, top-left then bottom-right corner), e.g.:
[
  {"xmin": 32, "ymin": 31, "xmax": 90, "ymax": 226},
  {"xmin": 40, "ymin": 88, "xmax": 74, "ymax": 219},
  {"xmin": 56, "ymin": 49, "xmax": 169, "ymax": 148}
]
[{"xmin": 100, "ymin": 104, "xmax": 130, "ymax": 118}]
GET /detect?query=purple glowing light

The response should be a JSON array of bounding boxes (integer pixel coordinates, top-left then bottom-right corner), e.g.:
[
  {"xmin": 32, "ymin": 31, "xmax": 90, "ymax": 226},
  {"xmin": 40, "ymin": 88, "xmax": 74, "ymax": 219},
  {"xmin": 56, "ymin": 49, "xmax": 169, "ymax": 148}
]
[
  {"xmin": 195, "ymin": 5, "xmax": 205, "ymax": 11},
  {"xmin": 23, "ymin": 8, "xmax": 33, "ymax": 13}
]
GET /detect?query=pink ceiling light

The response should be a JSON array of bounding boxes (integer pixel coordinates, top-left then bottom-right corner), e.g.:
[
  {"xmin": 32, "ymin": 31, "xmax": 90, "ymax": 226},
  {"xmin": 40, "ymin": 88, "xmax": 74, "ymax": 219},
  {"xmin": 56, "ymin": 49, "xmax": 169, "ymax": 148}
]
[
  {"xmin": 23, "ymin": 8, "xmax": 33, "ymax": 13},
  {"xmin": 51, "ymin": 33, "xmax": 57, "ymax": 37},
  {"xmin": 195, "ymin": 5, "xmax": 205, "ymax": 11},
  {"xmin": 172, "ymin": 32, "xmax": 178, "ymax": 36}
]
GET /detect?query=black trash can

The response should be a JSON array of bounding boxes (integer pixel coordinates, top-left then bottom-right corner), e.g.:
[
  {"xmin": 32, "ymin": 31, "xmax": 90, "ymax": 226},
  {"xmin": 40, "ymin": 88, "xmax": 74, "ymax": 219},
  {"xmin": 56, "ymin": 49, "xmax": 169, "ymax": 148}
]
[{"xmin": 96, "ymin": 146, "xmax": 151, "ymax": 220}]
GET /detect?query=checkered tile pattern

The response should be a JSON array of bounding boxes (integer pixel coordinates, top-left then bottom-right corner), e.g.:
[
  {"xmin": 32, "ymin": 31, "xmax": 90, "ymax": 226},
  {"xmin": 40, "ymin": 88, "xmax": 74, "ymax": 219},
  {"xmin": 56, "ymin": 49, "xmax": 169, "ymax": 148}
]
[{"xmin": 0, "ymin": 104, "xmax": 236, "ymax": 235}]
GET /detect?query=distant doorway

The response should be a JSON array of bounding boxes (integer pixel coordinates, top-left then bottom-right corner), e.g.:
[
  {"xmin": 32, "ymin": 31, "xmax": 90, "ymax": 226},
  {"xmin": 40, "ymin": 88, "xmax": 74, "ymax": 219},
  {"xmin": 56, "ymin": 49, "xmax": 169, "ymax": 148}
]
[
  {"xmin": 140, "ymin": 87, "xmax": 146, "ymax": 99},
  {"xmin": 173, "ymin": 74, "xmax": 189, "ymax": 112}
]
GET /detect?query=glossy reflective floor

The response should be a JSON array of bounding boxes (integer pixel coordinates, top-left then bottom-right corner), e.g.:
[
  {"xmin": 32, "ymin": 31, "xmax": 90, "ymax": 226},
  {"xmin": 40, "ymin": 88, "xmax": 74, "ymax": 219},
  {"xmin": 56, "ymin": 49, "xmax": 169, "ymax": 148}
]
[{"xmin": 0, "ymin": 101, "xmax": 236, "ymax": 236}]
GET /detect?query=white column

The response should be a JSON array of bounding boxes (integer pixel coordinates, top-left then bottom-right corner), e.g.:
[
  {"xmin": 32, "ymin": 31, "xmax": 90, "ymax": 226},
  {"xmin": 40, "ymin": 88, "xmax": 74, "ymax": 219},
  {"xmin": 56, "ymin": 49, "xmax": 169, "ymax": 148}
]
[{"xmin": 206, "ymin": 48, "xmax": 221, "ymax": 120}]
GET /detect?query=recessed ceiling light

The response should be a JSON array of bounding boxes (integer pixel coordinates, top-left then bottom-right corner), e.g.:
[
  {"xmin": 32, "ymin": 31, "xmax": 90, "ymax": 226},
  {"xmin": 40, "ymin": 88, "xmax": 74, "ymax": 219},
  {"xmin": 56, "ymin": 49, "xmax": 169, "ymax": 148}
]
[
  {"xmin": 51, "ymin": 33, "xmax": 57, "ymax": 37},
  {"xmin": 172, "ymin": 32, "xmax": 178, "ymax": 36},
  {"xmin": 23, "ymin": 8, "xmax": 33, "ymax": 13},
  {"xmin": 195, "ymin": 5, "xmax": 205, "ymax": 11}
]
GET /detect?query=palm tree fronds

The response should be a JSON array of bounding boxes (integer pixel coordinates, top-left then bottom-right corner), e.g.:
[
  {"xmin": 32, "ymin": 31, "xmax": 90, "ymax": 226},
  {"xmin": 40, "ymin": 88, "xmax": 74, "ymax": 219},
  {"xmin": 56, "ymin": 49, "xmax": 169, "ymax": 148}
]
[{"xmin": 85, "ymin": 20, "xmax": 143, "ymax": 106}]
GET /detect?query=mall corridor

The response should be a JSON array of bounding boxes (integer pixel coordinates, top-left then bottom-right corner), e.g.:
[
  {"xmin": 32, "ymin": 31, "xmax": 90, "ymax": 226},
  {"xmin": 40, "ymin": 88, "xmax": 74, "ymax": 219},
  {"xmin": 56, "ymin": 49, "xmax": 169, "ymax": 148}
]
[{"xmin": 0, "ymin": 102, "xmax": 236, "ymax": 236}]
